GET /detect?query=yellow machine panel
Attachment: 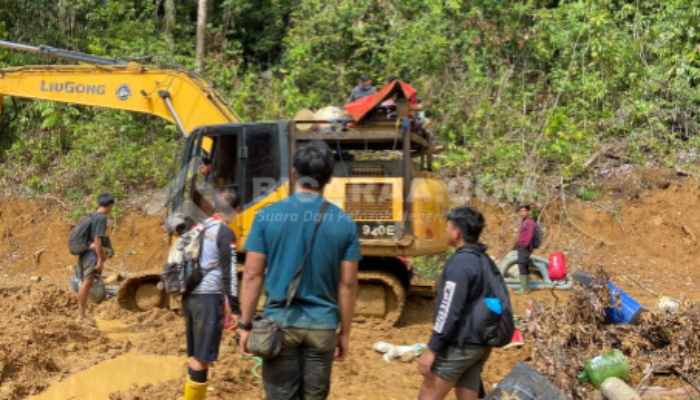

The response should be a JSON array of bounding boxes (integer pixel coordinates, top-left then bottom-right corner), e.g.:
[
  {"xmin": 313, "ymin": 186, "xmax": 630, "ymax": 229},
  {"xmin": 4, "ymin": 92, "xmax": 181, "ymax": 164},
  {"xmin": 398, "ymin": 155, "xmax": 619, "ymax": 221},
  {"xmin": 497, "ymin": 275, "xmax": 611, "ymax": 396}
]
[
  {"xmin": 324, "ymin": 177, "xmax": 403, "ymax": 220},
  {"xmin": 408, "ymin": 177, "xmax": 450, "ymax": 257},
  {"xmin": 233, "ymin": 182, "xmax": 289, "ymax": 250}
]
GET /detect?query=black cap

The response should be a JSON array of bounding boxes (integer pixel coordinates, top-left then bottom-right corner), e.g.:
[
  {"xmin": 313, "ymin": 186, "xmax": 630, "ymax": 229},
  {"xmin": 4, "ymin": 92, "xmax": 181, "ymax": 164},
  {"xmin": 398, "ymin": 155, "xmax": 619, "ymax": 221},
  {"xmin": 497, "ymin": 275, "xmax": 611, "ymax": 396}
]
[{"xmin": 359, "ymin": 74, "xmax": 370, "ymax": 81}]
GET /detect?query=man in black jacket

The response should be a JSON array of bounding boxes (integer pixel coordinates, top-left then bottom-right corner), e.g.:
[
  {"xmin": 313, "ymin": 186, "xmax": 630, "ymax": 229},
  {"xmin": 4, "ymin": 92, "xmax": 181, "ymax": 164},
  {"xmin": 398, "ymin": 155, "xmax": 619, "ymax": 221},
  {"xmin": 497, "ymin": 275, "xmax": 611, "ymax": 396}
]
[{"xmin": 418, "ymin": 206, "xmax": 491, "ymax": 400}]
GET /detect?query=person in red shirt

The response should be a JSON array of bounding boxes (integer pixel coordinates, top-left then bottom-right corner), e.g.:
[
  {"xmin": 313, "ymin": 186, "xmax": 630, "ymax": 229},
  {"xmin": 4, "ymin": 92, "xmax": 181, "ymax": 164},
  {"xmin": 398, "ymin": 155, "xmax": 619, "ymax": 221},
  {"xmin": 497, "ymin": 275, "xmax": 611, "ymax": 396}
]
[{"xmin": 516, "ymin": 205, "xmax": 535, "ymax": 294}]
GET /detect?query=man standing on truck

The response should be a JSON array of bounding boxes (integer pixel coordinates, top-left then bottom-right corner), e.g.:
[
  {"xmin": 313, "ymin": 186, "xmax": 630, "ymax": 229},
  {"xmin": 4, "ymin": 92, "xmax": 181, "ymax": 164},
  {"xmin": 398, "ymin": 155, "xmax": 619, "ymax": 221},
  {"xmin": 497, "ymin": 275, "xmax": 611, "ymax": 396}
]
[
  {"xmin": 76, "ymin": 193, "xmax": 115, "ymax": 326},
  {"xmin": 182, "ymin": 189, "xmax": 241, "ymax": 400},
  {"xmin": 516, "ymin": 205, "xmax": 535, "ymax": 294},
  {"xmin": 418, "ymin": 206, "xmax": 491, "ymax": 400},
  {"xmin": 347, "ymin": 74, "xmax": 377, "ymax": 103},
  {"xmin": 239, "ymin": 140, "xmax": 362, "ymax": 400}
]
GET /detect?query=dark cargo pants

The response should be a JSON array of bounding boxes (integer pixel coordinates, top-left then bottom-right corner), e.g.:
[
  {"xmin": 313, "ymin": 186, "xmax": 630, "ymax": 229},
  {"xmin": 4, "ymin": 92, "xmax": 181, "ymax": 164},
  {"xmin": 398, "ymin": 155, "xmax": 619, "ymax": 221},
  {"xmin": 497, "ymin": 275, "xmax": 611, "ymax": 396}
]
[
  {"xmin": 262, "ymin": 328, "xmax": 337, "ymax": 400},
  {"xmin": 517, "ymin": 246, "xmax": 532, "ymax": 276}
]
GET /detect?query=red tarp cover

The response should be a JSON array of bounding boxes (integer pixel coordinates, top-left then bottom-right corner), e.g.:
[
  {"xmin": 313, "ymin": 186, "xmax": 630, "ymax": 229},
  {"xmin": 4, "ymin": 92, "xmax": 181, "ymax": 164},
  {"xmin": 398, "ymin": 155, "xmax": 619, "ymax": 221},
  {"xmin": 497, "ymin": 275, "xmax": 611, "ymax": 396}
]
[{"xmin": 344, "ymin": 80, "xmax": 417, "ymax": 122}]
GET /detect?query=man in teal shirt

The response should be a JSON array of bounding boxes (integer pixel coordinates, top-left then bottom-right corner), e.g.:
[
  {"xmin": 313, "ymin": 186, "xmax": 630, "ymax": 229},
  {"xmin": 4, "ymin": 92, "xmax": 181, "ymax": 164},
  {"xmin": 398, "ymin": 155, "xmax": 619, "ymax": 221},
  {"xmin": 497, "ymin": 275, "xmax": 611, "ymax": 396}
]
[{"xmin": 240, "ymin": 140, "xmax": 361, "ymax": 400}]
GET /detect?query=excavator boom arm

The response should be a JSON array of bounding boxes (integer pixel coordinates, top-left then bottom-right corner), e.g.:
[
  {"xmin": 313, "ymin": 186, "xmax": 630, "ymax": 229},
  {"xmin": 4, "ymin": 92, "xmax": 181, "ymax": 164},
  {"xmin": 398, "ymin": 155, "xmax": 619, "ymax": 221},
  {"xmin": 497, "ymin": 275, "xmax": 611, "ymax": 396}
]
[{"xmin": 0, "ymin": 65, "xmax": 241, "ymax": 133}]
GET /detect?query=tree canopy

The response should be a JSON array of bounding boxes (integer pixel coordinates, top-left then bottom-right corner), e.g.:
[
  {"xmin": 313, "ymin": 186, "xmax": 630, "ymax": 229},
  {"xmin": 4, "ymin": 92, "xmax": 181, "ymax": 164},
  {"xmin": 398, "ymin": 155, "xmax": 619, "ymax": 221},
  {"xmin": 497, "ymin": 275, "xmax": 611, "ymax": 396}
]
[{"xmin": 1, "ymin": 0, "xmax": 699, "ymax": 202}]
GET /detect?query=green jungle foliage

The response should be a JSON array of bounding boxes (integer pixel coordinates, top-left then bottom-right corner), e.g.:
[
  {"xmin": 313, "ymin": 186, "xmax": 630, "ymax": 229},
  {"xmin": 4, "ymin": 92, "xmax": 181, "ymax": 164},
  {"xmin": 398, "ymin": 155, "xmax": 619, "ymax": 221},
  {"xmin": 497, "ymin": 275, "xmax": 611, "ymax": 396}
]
[{"xmin": 0, "ymin": 0, "xmax": 700, "ymax": 204}]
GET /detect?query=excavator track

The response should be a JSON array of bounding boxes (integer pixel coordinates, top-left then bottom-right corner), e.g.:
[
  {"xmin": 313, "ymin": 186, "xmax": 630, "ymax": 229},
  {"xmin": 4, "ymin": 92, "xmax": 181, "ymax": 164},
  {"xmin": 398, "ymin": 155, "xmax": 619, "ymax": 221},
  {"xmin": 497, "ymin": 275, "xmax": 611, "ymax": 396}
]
[
  {"xmin": 355, "ymin": 270, "xmax": 406, "ymax": 326},
  {"xmin": 120, "ymin": 269, "xmax": 409, "ymax": 326},
  {"xmin": 117, "ymin": 274, "xmax": 164, "ymax": 312}
]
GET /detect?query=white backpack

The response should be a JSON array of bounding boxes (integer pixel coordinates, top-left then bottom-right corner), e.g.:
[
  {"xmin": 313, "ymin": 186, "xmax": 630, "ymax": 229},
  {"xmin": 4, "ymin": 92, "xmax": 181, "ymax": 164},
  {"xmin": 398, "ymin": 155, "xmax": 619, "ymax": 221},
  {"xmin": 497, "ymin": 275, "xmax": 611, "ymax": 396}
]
[{"xmin": 161, "ymin": 219, "xmax": 221, "ymax": 294}]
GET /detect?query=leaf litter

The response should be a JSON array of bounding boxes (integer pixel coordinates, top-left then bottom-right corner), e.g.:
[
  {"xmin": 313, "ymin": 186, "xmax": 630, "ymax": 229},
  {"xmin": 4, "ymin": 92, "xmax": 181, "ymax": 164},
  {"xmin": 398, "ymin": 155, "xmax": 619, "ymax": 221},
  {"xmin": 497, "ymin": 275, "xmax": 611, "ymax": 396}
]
[{"xmin": 525, "ymin": 267, "xmax": 700, "ymax": 399}]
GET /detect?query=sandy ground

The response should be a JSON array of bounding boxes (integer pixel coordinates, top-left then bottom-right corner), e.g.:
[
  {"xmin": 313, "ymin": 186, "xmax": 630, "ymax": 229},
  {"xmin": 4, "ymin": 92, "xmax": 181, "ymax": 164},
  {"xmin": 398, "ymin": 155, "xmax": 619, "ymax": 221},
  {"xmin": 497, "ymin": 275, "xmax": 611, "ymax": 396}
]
[{"xmin": 1, "ymin": 170, "xmax": 700, "ymax": 399}]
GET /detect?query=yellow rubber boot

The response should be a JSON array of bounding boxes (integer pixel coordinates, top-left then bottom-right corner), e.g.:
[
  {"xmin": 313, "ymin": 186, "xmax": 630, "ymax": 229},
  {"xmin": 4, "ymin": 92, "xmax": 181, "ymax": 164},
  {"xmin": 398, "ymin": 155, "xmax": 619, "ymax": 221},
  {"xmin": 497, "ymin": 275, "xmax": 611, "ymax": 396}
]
[{"xmin": 184, "ymin": 376, "xmax": 208, "ymax": 400}]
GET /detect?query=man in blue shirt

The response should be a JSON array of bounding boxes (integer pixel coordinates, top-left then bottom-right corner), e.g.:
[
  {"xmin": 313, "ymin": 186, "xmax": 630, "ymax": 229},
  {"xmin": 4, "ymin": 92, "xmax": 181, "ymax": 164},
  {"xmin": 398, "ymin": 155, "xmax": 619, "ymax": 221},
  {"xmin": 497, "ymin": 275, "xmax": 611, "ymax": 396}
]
[{"xmin": 239, "ymin": 140, "xmax": 362, "ymax": 400}]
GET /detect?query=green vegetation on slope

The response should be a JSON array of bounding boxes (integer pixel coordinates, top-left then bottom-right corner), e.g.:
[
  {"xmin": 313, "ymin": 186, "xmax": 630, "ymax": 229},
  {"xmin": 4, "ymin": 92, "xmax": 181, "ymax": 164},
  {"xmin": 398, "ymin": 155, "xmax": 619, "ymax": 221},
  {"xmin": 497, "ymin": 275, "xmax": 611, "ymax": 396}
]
[{"xmin": 1, "ymin": 0, "xmax": 699, "ymax": 203}]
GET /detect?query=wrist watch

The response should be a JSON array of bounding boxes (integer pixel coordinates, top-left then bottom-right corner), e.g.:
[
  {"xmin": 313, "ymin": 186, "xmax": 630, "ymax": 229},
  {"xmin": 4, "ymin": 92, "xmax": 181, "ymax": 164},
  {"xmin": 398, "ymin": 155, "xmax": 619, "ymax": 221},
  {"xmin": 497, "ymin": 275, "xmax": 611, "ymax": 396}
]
[{"xmin": 239, "ymin": 321, "xmax": 253, "ymax": 331}]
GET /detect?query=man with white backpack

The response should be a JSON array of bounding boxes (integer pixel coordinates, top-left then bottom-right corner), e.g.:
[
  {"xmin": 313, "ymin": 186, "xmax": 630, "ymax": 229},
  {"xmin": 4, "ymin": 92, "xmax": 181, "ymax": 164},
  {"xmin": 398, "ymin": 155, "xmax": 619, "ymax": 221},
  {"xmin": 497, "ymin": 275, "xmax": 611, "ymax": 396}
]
[{"xmin": 180, "ymin": 189, "xmax": 241, "ymax": 400}]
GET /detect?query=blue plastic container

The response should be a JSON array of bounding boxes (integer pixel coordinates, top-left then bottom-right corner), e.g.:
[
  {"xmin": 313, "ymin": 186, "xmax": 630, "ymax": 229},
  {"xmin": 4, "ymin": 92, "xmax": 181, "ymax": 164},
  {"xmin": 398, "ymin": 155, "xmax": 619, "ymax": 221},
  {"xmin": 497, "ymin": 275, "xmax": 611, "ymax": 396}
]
[{"xmin": 605, "ymin": 281, "xmax": 642, "ymax": 324}]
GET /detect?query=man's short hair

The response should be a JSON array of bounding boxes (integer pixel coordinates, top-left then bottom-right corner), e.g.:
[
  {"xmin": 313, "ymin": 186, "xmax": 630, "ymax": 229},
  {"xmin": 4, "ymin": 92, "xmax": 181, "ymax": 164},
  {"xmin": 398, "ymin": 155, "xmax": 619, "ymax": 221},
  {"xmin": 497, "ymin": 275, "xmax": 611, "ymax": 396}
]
[
  {"xmin": 359, "ymin": 74, "xmax": 370, "ymax": 82},
  {"xmin": 201, "ymin": 157, "xmax": 212, "ymax": 166},
  {"xmin": 214, "ymin": 189, "xmax": 241, "ymax": 214},
  {"xmin": 519, "ymin": 204, "xmax": 531, "ymax": 211},
  {"xmin": 293, "ymin": 140, "xmax": 335, "ymax": 189},
  {"xmin": 447, "ymin": 207, "xmax": 485, "ymax": 244},
  {"xmin": 97, "ymin": 193, "xmax": 115, "ymax": 208}
]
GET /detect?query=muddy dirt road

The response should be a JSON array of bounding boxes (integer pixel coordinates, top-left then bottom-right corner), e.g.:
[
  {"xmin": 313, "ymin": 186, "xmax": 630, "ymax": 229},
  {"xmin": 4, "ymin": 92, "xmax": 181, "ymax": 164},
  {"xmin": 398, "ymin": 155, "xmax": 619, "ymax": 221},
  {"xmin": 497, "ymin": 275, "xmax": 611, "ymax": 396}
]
[
  {"xmin": 1, "ymin": 280, "xmax": 546, "ymax": 400},
  {"xmin": 2, "ymin": 171, "xmax": 700, "ymax": 398}
]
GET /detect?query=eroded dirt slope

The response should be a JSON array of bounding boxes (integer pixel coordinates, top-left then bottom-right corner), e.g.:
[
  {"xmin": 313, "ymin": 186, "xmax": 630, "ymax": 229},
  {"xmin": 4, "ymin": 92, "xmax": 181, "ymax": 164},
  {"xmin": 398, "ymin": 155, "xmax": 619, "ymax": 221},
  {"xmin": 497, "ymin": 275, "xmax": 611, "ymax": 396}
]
[{"xmin": 0, "ymin": 197, "xmax": 170, "ymax": 281}]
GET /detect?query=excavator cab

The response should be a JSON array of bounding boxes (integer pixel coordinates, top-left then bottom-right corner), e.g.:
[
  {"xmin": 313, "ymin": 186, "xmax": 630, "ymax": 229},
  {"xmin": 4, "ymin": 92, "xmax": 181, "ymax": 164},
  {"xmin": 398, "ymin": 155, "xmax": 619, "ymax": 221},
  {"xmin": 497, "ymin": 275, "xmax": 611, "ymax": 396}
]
[{"xmin": 169, "ymin": 122, "xmax": 290, "ymax": 239}]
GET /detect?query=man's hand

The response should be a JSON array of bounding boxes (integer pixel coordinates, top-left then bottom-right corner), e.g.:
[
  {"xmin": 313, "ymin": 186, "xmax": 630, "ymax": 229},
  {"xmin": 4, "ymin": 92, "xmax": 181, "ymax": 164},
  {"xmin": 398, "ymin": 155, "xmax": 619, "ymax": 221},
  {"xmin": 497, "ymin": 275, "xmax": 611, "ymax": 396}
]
[
  {"xmin": 96, "ymin": 259, "xmax": 105, "ymax": 272},
  {"xmin": 239, "ymin": 329, "xmax": 253, "ymax": 357},
  {"xmin": 225, "ymin": 314, "xmax": 239, "ymax": 331},
  {"xmin": 334, "ymin": 332, "xmax": 350, "ymax": 362},
  {"xmin": 418, "ymin": 347, "xmax": 436, "ymax": 376}
]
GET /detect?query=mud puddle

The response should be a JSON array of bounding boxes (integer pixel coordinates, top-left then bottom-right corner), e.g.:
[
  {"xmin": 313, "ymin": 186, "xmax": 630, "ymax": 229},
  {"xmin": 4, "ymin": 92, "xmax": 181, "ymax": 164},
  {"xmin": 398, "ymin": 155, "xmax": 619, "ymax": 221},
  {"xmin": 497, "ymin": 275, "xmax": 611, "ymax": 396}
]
[
  {"xmin": 28, "ymin": 353, "xmax": 187, "ymax": 400},
  {"xmin": 95, "ymin": 319, "xmax": 138, "ymax": 341}
]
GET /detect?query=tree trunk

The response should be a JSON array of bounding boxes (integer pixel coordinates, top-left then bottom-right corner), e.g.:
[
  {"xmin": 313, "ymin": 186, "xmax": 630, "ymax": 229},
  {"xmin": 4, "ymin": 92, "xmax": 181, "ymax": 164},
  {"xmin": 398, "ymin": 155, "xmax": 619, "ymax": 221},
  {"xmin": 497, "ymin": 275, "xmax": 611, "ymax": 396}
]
[
  {"xmin": 58, "ymin": 0, "xmax": 68, "ymax": 35},
  {"xmin": 164, "ymin": 0, "xmax": 177, "ymax": 52},
  {"xmin": 223, "ymin": 2, "xmax": 234, "ymax": 34},
  {"xmin": 195, "ymin": 0, "xmax": 208, "ymax": 73}
]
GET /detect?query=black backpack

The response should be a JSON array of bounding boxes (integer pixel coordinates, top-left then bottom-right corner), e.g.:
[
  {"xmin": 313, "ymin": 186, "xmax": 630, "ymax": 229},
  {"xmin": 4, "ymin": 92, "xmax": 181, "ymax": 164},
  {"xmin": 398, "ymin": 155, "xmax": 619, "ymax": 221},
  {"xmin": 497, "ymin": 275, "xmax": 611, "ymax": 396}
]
[
  {"xmin": 461, "ymin": 248, "xmax": 515, "ymax": 348},
  {"xmin": 68, "ymin": 214, "xmax": 93, "ymax": 256},
  {"xmin": 532, "ymin": 220, "xmax": 543, "ymax": 249}
]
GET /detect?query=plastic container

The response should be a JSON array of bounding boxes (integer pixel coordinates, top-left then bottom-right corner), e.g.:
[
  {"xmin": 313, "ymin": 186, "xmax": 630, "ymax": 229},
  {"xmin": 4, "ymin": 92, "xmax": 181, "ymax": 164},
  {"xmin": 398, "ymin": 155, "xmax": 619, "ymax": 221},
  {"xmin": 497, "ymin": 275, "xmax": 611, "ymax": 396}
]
[
  {"xmin": 605, "ymin": 281, "xmax": 642, "ymax": 324},
  {"xmin": 68, "ymin": 267, "xmax": 106, "ymax": 304},
  {"xmin": 578, "ymin": 350, "xmax": 630, "ymax": 388},
  {"xmin": 570, "ymin": 272, "xmax": 641, "ymax": 324},
  {"xmin": 657, "ymin": 296, "xmax": 680, "ymax": 313},
  {"xmin": 600, "ymin": 377, "xmax": 641, "ymax": 400},
  {"xmin": 548, "ymin": 253, "xmax": 568, "ymax": 281}
]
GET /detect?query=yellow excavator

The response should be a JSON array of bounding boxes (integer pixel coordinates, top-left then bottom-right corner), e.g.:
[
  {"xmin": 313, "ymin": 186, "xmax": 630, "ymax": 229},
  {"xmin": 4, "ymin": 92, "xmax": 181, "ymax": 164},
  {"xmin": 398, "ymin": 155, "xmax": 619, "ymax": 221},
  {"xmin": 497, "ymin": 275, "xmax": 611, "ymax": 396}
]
[{"xmin": 0, "ymin": 41, "xmax": 449, "ymax": 324}]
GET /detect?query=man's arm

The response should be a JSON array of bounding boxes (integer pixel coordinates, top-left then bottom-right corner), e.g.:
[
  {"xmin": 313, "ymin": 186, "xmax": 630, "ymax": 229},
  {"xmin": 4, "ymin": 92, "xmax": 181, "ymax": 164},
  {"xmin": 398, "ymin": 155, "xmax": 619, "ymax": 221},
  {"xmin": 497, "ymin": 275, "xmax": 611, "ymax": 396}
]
[
  {"xmin": 94, "ymin": 236, "xmax": 105, "ymax": 270},
  {"xmin": 217, "ymin": 227, "xmax": 239, "ymax": 315},
  {"xmin": 239, "ymin": 251, "xmax": 266, "ymax": 356},
  {"xmin": 419, "ymin": 262, "xmax": 471, "ymax": 375},
  {"xmin": 240, "ymin": 251, "xmax": 266, "ymax": 323},
  {"xmin": 426, "ymin": 262, "xmax": 470, "ymax": 353},
  {"xmin": 335, "ymin": 259, "xmax": 358, "ymax": 362},
  {"xmin": 523, "ymin": 219, "xmax": 535, "ymax": 247}
]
